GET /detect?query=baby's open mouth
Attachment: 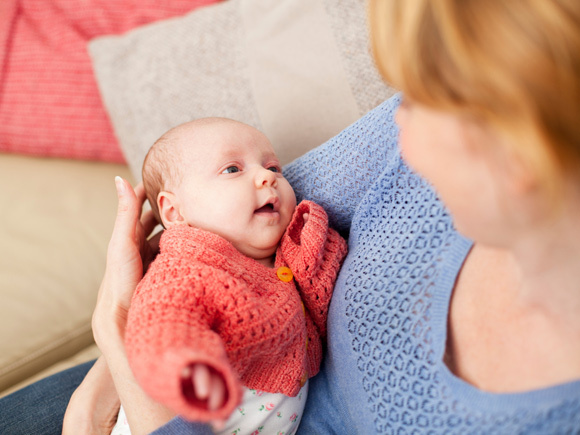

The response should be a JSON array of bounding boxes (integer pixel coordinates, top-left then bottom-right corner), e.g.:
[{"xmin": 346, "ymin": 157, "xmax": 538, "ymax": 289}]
[{"xmin": 254, "ymin": 203, "xmax": 276, "ymax": 214}]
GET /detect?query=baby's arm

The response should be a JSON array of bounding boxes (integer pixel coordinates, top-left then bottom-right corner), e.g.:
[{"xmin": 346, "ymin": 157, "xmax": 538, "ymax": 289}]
[
  {"xmin": 280, "ymin": 200, "xmax": 348, "ymax": 338},
  {"xmin": 125, "ymin": 265, "xmax": 243, "ymax": 423},
  {"xmin": 283, "ymin": 95, "xmax": 403, "ymax": 235}
]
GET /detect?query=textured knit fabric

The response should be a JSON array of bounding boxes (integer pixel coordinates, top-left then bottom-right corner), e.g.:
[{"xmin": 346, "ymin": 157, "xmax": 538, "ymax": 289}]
[
  {"xmin": 284, "ymin": 95, "xmax": 580, "ymax": 434},
  {"xmin": 151, "ymin": 93, "xmax": 580, "ymax": 434},
  {"xmin": 0, "ymin": 0, "xmax": 219, "ymax": 162},
  {"xmin": 125, "ymin": 200, "xmax": 347, "ymax": 423}
]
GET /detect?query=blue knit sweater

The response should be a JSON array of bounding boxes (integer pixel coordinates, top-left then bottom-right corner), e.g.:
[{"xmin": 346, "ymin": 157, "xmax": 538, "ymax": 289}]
[{"xmin": 153, "ymin": 95, "xmax": 580, "ymax": 434}]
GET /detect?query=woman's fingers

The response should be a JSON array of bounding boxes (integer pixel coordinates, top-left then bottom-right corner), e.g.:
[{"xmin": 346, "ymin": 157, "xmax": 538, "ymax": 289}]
[
  {"xmin": 98, "ymin": 178, "xmax": 147, "ymax": 315},
  {"xmin": 141, "ymin": 209, "xmax": 159, "ymax": 239},
  {"xmin": 147, "ymin": 230, "xmax": 162, "ymax": 253},
  {"xmin": 115, "ymin": 177, "xmax": 139, "ymax": 227},
  {"xmin": 113, "ymin": 176, "xmax": 140, "ymax": 239},
  {"xmin": 133, "ymin": 182, "xmax": 147, "ymax": 205}
]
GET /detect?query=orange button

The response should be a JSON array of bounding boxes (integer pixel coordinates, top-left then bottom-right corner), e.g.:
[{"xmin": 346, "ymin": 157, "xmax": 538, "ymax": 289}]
[
  {"xmin": 300, "ymin": 372, "xmax": 308, "ymax": 387},
  {"xmin": 276, "ymin": 266, "xmax": 293, "ymax": 282}
]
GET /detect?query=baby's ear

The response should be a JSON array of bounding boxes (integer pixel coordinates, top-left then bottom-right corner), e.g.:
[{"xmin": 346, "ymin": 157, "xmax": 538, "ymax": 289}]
[{"xmin": 157, "ymin": 191, "xmax": 186, "ymax": 228}]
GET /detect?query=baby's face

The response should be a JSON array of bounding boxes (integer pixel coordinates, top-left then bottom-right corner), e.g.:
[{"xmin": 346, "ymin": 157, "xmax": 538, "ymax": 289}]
[{"xmin": 171, "ymin": 121, "xmax": 296, "ymax": 263}]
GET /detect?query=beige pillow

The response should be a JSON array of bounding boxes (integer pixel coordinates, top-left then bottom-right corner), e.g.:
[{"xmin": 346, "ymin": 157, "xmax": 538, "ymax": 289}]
[
  {"xmin": 89, "ymin": 0, "xmax": 395, "ymax": 180},
  {"xmin": 0, "ymin": 153, "xmax": 133, "ymax": 393}
]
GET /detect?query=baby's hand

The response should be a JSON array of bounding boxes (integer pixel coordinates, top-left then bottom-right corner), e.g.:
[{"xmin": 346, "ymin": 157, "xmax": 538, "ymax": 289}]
[
  {"xmin": 303, "ymin": 213, "xmax": 309, "ymax": 225},
  {"xmin": 181, "ymin": 363, "xmax": 226, "ymax": 412}
]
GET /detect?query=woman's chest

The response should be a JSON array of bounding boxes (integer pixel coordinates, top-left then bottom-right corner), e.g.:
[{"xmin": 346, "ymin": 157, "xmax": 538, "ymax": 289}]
[{"xmin": 446, "ymin": 244, "xmax": 580, "ymax": 392}]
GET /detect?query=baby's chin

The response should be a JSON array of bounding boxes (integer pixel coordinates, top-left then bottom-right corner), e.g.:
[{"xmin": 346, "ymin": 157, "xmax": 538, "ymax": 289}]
[{"xmin": 237, "ymin": 243, "xmax": 279, "ymax": 267}]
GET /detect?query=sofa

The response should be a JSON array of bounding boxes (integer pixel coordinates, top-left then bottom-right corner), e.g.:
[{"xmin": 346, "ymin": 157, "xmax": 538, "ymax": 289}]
[{"xmin": 0, "ymin": 0, "xmax": 394, "ymax": 398}]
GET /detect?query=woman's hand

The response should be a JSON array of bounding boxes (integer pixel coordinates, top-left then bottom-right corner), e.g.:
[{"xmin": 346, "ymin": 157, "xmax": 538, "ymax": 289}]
[
  {"xmin": 90, "ymin": 177, "xmax": 174, "ymax": 434},
  {"xmin": 92, "ymin": 177, "xmax": 159, "ymax": 349}
]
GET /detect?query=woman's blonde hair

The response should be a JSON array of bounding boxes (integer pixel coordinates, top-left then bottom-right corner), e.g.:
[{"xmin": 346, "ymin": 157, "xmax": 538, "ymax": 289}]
[{"xmin": 369, "ymin": 0, "xmax": 580, "ymax": 189}]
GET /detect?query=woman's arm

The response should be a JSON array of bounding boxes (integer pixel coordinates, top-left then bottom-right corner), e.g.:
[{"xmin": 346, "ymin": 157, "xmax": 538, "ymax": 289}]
[
  {"xmin": 283, "ymin": 94, "xmax": 402, "ymax": 235},
  {"xmin": 63, "ymin": 178, "xmax": 168, "ymax": 434},
  {"xmin": 93, "ymin": 178, "xmax": 176, "ymax": 434},
  {"xmin": 89, "ymin": 178, "xmax": 175, "ymax": 434},
  {"xmin": 63, "ymin": 356, "xmax": 120, "ymax": 435}
]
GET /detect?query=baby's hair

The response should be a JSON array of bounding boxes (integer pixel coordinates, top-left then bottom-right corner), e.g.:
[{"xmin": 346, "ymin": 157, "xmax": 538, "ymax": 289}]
[
  {"xmin": 142, "ymin": 117, "xmax": 247, "ymax": 225},
  {"xmin": 142, "ymin": 132, "xmax": 183, "ymax": 225}
]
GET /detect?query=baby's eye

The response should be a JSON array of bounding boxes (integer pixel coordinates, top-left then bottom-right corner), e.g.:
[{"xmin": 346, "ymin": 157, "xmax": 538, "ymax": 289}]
[
  {"xmin": 222, "ymin": 166, "xmax": 240, "ymax": 174},
  {"xmin": 267, "ymin": 166, "xmax": 280, "ymax": 173}
]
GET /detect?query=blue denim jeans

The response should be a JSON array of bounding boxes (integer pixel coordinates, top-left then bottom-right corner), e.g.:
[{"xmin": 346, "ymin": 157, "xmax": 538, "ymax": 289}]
[
  {"xmin": 0, "ymin": 360, "xmax": 216, "ymax": 435},
  {"xmin": 0, "ymin": 360, "xmax": 94, "ymax": 435}
]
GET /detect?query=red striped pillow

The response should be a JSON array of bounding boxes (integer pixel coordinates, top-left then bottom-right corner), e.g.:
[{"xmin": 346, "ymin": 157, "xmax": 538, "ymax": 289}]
[{"xmin": 0, "ymin": 0, "xmax": 220, "ymax": 162}]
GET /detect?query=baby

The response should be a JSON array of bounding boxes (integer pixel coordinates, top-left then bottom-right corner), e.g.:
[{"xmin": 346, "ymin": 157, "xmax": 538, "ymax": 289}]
[{"xmin": 113, "ymin": 118, "xmax": 347, "ymax": 435}]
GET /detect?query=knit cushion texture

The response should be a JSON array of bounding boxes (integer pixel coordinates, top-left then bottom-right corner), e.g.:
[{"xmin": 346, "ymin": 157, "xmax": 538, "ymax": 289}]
[{"xmin": 88, "ymin": 0, "xmax": 396, "ymax": 179}]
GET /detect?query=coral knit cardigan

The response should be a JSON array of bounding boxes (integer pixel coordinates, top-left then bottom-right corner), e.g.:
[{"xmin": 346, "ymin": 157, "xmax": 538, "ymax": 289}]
[{"xmin": 125, "ymin": 200, "xmax": 348, "ymax": 422}]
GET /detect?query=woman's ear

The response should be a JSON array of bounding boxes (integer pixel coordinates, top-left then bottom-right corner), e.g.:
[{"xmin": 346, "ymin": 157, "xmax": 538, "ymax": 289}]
[
  {"xmin": 157, "ymin": 191, "xmax": 186, "ymax": 228},
  {"xmin": 499, "ymin": 147, "xmax": 539, "ymax": 198},
  {"xmin": 471, "ymin": 124, "xmax": 538, "ymax": 197}
]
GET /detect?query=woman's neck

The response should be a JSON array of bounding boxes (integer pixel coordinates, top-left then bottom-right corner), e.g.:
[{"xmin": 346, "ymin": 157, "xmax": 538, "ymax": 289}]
[
  {"xmin": 510, "ymin": 247, "xmax": 580, "ymax": 331},
  {"xmin": 446, "ymin": 188, "xmax": 580, "ymax": 392},
  {"xmin": 507, "ymin": 201, "xmax": 580, "ymax": 330},
  {"xmin": 447, "ymin": 239, "xmax": 580, "ymax": 392}
]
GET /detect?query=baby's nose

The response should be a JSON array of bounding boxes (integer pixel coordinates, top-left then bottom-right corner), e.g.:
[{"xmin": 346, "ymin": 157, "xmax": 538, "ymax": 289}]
[{"xmin": 255, "ymin": 167, "xmax": 277, "ymax": 187}]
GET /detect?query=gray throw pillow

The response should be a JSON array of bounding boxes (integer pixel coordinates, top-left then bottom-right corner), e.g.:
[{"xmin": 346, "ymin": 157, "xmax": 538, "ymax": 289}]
[{"xmin": 89, "ymin": 0, "xmax": 395, "ymax": 179}]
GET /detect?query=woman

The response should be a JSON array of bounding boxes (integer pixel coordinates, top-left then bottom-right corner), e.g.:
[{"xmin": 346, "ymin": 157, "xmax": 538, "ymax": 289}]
[{"xmin": 2, "ymin": 0, "xmax": 579, "ymax": 433}]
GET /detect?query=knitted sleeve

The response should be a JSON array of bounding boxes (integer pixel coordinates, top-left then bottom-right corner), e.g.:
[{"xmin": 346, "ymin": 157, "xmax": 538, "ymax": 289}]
[
  {"xmin": 280, "ymin": 200, "xmax": 348, "ymax": 339},
  {"xmin": 283, "ymin": 94, "xmax": 402, "ymax": 234},
  {"xmin": 125, "ymin": 260, "xmax": 243, "ymax": 423}
]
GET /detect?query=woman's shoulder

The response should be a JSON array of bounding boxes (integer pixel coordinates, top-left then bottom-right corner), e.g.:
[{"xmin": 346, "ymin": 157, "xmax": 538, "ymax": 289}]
[{"xmin": 284, "ymin": 94, "xmax": 404, "ymax": 232}]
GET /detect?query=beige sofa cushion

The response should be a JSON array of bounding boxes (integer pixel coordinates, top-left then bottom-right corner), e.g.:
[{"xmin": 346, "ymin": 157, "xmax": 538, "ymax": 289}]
[
  {"xmin": 0, "ymin": 345, "xmax": 101, "ymax": 398},
  {"xmin": 0, "ymin": 153, "xmax": 133, "ymax": 393},
  {"xmin": 89, "ymin": 0, "xmax": 394, "ymax": 180}
]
